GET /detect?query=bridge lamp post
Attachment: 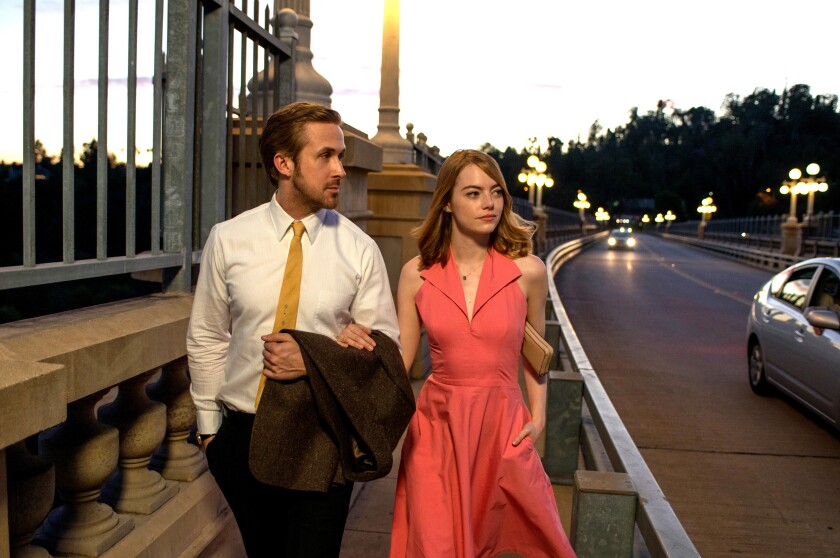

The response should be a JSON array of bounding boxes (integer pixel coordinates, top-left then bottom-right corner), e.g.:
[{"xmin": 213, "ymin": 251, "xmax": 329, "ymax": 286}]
[
  {"xmin": 595, "ymin": 207, "xmax": 610, "ymax": 228},
  {"xmin": 780, "ymin": 168, "xmax": 805, "ymax": 224},
  {"xmin": 654, "ymin": 212, "xmax": 665, "ymax": 231},
  {"xmin": 573, "ymin": 190, "xmax": 591, "ymax": 234},
  {"xmin": 518, "ymin": 155, "xmax": 552, "ymax": 208},
  {"xmin": 664, "ymin": 210, "xmax": 676, "ymax": 230},
  {"xmin": 696, "ymin": 196, "xmax": 716, "ymax": 239},
  {"xmin": 801, "ymin": 163, "xmax": 828, "ymax": 227}
]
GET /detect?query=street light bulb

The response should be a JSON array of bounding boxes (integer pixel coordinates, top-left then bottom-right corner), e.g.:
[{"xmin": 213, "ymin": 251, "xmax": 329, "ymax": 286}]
[
  {"xmin": 545, "ymin": 178, "xmax": 554, "ymax": 188},
  {"xmin": 536, "ymin": 161, "xmax": 547, "ymax": 173},
  {"xmin": 518, "ymin": 172, "xmax": 527, "ymax": 183},
  {"xmin": 806, "ymin": 163, "xmax": 820, "ymax": 176},
  {"xmin": 818, "ymin": 182, "xmax": 828, "ymax": 193},
  {"xmin": 536, "ymin": 174, "xmax": 546, "ymax": 187},
  {"xmin": 577, "ymin": 192, "xmax": 587, "ymax": 201},
  {"xmin": 789, "ymin": 168, "xmax": 802, "ymax": 180},
  {"xmin": 527, "ymin": 155, "xmax": 539, "ymax": 168},
  {"xmin": 527, "ymin": 174, "xmax": 537, "ymax": 186},
  {"xmin": 780, "ymin": 185, "xmax": 790, "ymax": 195}
]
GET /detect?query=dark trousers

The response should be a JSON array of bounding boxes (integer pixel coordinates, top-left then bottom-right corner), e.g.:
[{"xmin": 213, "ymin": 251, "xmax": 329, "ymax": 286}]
[{"xmin": 206, "ymin": 409, "xmax": 353, "ymax": 558}]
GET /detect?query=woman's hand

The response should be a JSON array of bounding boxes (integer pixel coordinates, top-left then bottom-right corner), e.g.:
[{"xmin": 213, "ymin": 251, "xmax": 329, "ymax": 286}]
[
  {"xmin": 336, "ymin": 323, "xmax": 376, "ymax": 351},
  {"xmin": 511, "ymin": 420, "xmax": 545, "ymax": 446}
]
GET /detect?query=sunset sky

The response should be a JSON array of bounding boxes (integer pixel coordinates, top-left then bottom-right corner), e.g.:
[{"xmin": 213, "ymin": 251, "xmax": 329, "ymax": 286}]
[{"xmin": 4, "ymin": 0, "xmax": 840, "ymax": 163}]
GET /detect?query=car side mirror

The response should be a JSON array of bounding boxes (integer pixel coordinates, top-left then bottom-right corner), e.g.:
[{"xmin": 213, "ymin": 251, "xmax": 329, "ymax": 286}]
[{"xmin": 804, "ymin": 308, "xmax": 840, "ymax": 331}]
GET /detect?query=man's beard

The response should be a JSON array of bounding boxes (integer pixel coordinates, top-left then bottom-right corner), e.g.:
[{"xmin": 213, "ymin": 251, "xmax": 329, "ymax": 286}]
[{"xmin": 291, "ymin": 165, "xmax": 338, "ymax": 211}]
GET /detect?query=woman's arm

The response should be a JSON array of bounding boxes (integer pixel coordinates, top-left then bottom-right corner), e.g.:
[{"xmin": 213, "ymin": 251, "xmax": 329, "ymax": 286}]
[
  {"xmin": 512, "ymin": 254, "xmax": 550, "ymax": 445},
  {"xmin": 397, "ymin": 257, "xmax": 424, "ymax": 374}
]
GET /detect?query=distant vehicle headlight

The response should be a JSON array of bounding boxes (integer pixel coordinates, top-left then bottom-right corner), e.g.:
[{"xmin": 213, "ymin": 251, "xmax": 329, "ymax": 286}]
[
  {"xmin": 627, "ymin": 238, "xmax": 636, "ymax": 247},
  {"xmin": 608, "ymin": 237, "xmax": 617, "ymax": 246}
]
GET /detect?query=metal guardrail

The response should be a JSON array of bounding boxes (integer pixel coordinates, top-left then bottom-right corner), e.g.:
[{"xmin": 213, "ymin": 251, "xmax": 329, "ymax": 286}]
[
  {"xmin": 546, "ymin": 233, "xmax": 702, "ymax": 558},
  {"xmin": 659, "ymin": 232, "xmax": 804, "ymax": 271}
]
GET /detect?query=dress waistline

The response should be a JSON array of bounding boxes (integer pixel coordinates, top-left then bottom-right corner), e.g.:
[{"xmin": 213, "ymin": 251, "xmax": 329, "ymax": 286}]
[{"xmin": 426, "ymin": 374, "xmax": 520, "ymax": 389}]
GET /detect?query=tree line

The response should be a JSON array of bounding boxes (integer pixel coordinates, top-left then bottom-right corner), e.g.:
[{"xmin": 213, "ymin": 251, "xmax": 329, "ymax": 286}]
[
  {"xmin": 0, "ymin": 140, "xmax": 158, "ymax": 323},
  {"xmin": 481, "ymin": 84, "xmax": 840, "ymax": 221}
]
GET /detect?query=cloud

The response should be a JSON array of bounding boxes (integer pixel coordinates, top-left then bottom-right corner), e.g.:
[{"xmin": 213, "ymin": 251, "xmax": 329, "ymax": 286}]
[{"xmin": 74, "ymin": 77, "xmax": 154, "ymax": 88}]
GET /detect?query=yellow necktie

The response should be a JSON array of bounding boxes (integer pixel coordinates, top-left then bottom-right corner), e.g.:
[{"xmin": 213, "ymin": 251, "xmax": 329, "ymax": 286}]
[{"xmin": 255, "ymin": 221, "xmax": 305, "ymax": 408}]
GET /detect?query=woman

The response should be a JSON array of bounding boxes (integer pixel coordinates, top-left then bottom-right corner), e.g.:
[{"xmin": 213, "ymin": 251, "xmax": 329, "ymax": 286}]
[{"xmin": 388, "ymin": 149, "xmax": 576, "ymax": 557}]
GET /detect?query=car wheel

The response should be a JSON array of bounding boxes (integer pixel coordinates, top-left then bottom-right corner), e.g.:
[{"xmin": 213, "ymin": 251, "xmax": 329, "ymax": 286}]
[{"xmin": 748, "ymin": 340, "xmax": 771, "ymax": 395}]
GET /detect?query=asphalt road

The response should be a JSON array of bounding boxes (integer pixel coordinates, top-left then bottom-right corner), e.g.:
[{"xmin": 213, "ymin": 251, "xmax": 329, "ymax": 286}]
[{"xmin": 554, "ymin": 233, "xmax": 840, "ymax": 558}]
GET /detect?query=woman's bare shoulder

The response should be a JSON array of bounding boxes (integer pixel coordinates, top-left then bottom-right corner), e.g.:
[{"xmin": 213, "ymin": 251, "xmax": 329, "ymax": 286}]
[
  {"xmin": 400, "ymin": 256, "xmax": 425, "ymax": 285},
  {"xmin": 513, "ymin": 253, "xmax": 546, "ymax": 279}
]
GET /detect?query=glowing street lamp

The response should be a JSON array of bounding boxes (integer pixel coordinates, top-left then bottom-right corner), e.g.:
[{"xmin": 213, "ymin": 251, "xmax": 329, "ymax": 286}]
[
  {"xmin": 696, "ymin": 196, "xmax": 717, "ymax": 221},
  {"xmin": 517, "ymin": 155, "xmax": 554, "ymax": 208},
  {"xmin": 664, "ymin": 210, "xmax": 676, "ymax": 229},
  {"xmin": 654, "ymin": 213, "xmax": 665, "ymax": 225},
  {"xmin": 641, "ymin": 214, "xmax": 651, "ymax": 224},
  {"xmin": 573, "ymin": 190, "xmax": 591, "ymax": 219},
  {"xmin": 595, "ymin": 206, "xmax": 610, "ymax": 226},
  {"xmin": 781, "ymin": 163, "xmax": 829, "ymax": 226}
]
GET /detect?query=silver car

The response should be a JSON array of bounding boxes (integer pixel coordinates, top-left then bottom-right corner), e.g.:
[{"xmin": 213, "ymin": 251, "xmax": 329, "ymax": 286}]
[{"xmin": 747, "ymin": 257, "xmax": 840, "ymax": 428}]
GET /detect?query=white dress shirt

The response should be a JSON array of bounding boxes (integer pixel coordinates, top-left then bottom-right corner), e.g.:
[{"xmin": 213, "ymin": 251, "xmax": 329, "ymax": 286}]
[{"xmin": 187, "ymin": 195, "xmax": 400, "ymax": 435}]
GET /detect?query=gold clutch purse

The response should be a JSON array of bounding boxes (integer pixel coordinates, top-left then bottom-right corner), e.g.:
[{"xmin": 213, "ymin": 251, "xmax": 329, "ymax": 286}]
[{"xmin": 521, "ymin": 320, "xmax": 553, "ymax": 376}]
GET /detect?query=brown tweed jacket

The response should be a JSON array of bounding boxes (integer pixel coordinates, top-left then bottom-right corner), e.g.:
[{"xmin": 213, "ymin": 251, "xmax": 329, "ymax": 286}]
[{"xmin": 249, "ymin": 330, "xmax": 415, "ymax": 492}]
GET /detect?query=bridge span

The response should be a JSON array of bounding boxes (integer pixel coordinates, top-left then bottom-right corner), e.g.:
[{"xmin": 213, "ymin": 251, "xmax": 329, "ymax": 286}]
[{"xmin": 555, "ymin": 233, "xmax": 840, "ymax": 557}]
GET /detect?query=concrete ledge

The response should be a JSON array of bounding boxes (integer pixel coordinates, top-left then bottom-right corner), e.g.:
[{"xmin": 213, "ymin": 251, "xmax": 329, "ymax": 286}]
[
  {"xmin": 0, "ymin": 360, "xmax": 66, "ymax": 447},
  {"xmin": 0, "ymin": 294, "xmax": 193, "ymax": 403},
  {"xmin": 343, "ymin": 131, "xmax": 383, "ymax": 172}
]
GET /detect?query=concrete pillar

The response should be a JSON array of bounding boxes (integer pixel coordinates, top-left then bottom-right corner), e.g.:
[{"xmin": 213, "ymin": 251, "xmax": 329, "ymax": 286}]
[
  {"xmin": 571, "ymin": 470, "xmax": 637, "ymax": 558},
  {"xmin": 366, "ymin": 163, "xmax": 436, "ymax": 378},
  {"xmin": 37, "ymin": 390, "xmax": 134, "ymax": 556},
  {"xmin": 7, "ymin": 441, "xmax": 53, "ymax": 558},
  {"xmin": 543, "ymin": 372, "xmax": 584, "ymax": 483},
  {"xmin": 275, "ymin": 0, "xmax": 332, "ymax": 106},
  {"xmin": 366, "ymin": 164, "xmax": 436, "ymax": 288},
  {"xmin": 336, "ymin": 128, "xmax": 383, "ymax": 231},
  {"xmin": 147, "ymin": 357, "xmax": 208, "ymax": 482},
  {"xmin": 98, "ymin": 371, "xmax": 179, "ymax": 514},
  {"xmin": 781, "ymin": 218, "xmax": 802, "ymax": 256},
  {"xmin": 371, "ymin": 0, "xmax": 413, "ymax": 164},
  {"xmin": 534, "ymin": 208, "xmax": 548, "ymax": 257}
]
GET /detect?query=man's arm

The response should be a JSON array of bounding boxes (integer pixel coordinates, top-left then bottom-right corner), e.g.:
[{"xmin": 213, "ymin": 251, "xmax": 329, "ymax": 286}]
[
  {"xmin": 348, "ymin": 242, "xmax": 400, "ymax": 346},
  {"xmin": 187, "ymin": 225, "xmax": 229, "ymax": 437}
]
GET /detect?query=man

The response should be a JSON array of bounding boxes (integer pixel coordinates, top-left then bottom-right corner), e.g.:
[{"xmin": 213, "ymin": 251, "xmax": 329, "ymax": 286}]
[{"xmin": 187, "ymin": 102, "xmax": 399, "ymax": 557}]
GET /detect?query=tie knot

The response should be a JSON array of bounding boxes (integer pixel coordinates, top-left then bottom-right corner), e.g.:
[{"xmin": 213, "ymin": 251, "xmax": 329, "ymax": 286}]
[{"xmin": 291, "ymin": 221, "xmax": 305, "ymax": 238}]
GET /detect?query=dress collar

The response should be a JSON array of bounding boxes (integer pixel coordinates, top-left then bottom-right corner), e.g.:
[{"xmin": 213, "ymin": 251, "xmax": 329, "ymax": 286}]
[{"xmin": 420, "ymin": 248, "xmax": 522, "ymax": 321}]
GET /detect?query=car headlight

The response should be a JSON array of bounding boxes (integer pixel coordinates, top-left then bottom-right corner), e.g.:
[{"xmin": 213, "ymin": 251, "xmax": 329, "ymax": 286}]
[
  {"xmin": 608, "ymin": 238, "xmax": 616, "ymax": 246},
  {"xmin": 627, "ymin": 238, "xmax": 636, "ymax": 247}
]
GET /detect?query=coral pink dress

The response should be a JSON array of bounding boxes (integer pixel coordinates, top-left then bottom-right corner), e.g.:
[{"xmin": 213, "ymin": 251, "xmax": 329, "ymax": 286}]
[{"xmin": 389, "ymin": 249, "xmax": 576, "ymax": 558}]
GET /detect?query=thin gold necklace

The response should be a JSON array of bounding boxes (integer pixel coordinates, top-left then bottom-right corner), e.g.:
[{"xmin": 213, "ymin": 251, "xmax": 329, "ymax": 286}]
[{"xmin": 455, "ymin": 260, "xmax": 484, "ymax": 281}]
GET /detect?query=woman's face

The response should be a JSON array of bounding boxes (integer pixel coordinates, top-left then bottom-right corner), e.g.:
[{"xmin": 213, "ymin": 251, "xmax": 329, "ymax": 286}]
[{"xmin": 445, "ymin": 164, "xmax": 503, "ymax": 238}]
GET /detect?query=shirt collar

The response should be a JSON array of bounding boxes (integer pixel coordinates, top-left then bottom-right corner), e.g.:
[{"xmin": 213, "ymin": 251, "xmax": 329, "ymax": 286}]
[{"xmin": 268, "ymin": 194, "xmax": 327, "ymax": 244}]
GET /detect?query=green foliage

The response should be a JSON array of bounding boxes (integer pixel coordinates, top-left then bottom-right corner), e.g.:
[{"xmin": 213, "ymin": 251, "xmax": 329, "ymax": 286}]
[{"xmin": 486, "ymin": 85, "xmax": 840, "ymax": 218}]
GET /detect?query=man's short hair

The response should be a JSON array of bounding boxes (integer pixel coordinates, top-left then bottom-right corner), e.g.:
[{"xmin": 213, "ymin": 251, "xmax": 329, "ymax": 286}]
[{"xmin": 259, "ymin": 102, "xmax": 342, "ymax": 186}]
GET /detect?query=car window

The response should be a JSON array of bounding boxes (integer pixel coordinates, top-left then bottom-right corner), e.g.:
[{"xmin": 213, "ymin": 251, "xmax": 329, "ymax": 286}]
[
  {"xmin": 775, "ymin": 267, "xmax": 817, "ymax": 310},
  {"xmin": 810, "ymin": 268, "xmax": 840, "ymax": 309}
]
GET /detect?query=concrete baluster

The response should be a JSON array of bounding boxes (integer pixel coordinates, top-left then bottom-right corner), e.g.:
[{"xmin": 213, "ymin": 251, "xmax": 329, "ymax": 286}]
[
  {"xmin": 98, "ymin": 370, "xmax": 179, "ymax": 514},
  {"xmin": 147, "ymin": 356, "xmax": 208, "ymax": 481},
  {"xmin": 7, "ymin": 441, "xmax": 53, "ymax": 558},
  {"xmin": 36, "ymin": 390, "xmax": 134, "ymax": 557},
  {"xmin": 571, "ymin": 470, "xmax": 637, "ymax": 558}
]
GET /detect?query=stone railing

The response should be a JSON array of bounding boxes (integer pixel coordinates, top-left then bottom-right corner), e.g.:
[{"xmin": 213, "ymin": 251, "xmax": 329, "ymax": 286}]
[{"xmin": 0, "ymin": 294, "xmax": 242, "ymax": 557}]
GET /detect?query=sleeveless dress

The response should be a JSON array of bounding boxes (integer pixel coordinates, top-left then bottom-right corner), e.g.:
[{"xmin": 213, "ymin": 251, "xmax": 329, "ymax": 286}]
[{"xmin": 389, "ymin": 249, "xmax": 576, "ymax": 558}]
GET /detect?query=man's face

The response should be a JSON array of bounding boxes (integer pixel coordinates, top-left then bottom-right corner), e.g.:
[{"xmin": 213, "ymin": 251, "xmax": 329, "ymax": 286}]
[{"xmin": 282, "ymin": 122, "xmax": 346, "ymax": 218}]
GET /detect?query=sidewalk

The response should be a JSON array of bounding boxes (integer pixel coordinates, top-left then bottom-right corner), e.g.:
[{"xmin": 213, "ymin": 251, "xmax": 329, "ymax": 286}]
[{"xmin": 339, "ymin": 380, "xmax": 575, "ymax": 557}]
